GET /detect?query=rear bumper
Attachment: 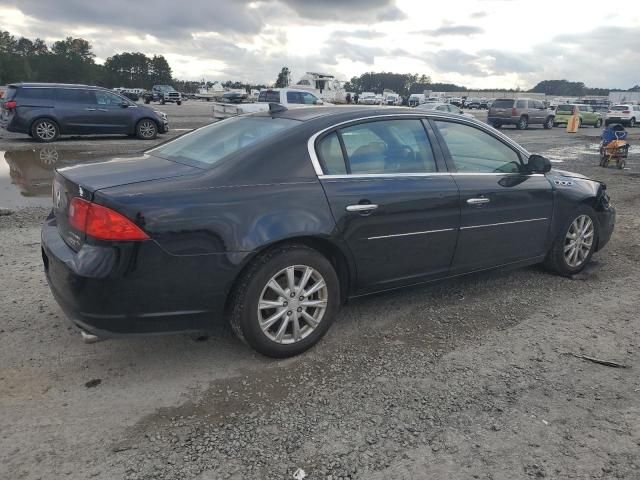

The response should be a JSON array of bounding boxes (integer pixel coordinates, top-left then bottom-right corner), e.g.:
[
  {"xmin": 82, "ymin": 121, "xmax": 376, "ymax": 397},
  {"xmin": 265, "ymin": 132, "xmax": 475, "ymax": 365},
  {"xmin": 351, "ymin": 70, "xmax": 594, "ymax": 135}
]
[
  {"xmin": 41, "ymin": 216, "xmax": 233, "ymax": 337},
  {"xmin": 488, "ymin": 116, "xmax": 518, "ymax": 125}
]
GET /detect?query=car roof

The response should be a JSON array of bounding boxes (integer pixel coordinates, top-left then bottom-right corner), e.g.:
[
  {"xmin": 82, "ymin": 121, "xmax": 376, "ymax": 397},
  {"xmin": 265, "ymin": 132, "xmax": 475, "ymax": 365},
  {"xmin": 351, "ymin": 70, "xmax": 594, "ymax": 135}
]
[{"xmin": 9, "ymin": 82, "xmax": 106, "ymax": 90}]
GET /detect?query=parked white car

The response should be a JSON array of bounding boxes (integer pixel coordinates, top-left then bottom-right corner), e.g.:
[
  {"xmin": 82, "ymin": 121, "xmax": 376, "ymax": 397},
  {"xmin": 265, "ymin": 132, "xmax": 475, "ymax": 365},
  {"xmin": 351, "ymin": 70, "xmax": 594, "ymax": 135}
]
[
  {"xmin": 605, "ymin": 104, "xmax": 640, "ymax": 127},
  {"xmin": 360, "ymin": 93, "xmax": 379, "ymax": 105},
  {"xmin": 408, "ymin": 93, "xmax": 427, "ymax": 107},
  {"xmin": 384, "ymin": 93, "xmax": 403, "ymax": 106},
  {"xmin": 415, "ymin": 102, "xmax": 475, "ymax": 118},
  {"xmin": 212, "ymin": 88, "xmax": 323, "ymax": 119}
]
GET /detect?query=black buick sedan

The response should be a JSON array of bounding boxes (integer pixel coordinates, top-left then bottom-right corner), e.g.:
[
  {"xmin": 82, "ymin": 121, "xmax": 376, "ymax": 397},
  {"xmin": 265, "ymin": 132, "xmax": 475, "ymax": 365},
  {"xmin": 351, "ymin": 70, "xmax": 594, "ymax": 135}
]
[{"xmin": 41, "ymin": 106, "xmax": 615, "ymax": 357}]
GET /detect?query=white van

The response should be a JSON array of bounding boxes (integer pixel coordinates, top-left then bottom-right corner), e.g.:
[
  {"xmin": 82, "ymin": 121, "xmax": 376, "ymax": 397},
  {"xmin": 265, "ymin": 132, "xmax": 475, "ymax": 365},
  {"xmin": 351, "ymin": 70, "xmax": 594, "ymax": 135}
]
[{"xmin": 408, "ymin": 94, "xmax": 427, "ymax": 107}]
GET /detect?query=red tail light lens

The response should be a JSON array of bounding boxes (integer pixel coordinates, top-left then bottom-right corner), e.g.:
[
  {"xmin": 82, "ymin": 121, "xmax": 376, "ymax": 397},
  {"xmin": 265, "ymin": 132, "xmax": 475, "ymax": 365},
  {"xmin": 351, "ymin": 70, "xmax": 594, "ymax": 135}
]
[
  {"xmin": 4, "ymin": 100, "xmax": 17, "ymax": 110},
  {"xmin": 69, "ymin": 197, "xmax": 149, "ymax": 241},
  {"xmin": 511, "ymin": 107, "xmax": 517, "ymax": 116},
  {"xmin": 622, "ymin": 110, "xmax": 631, "ymax": 114}
]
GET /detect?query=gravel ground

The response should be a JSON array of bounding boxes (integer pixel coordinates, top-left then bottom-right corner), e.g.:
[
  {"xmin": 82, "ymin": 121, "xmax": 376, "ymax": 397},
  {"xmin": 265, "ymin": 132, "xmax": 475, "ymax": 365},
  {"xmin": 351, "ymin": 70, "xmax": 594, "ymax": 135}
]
[{"xmin": 1, "ymin": 104, "xmax": 639, "ymax": 480}]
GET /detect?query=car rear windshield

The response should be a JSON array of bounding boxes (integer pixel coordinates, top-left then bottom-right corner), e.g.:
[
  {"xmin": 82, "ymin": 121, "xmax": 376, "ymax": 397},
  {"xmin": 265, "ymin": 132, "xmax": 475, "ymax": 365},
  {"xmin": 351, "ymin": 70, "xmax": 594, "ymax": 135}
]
[
  {"xmin": 491, "ymin": 99, "xmax": 514, "ymax": 108},
  {"xmin": 258, "ymin": 91, "xmax": 281, "ymax": 103},
  {"xmin": 3, "ymin": 86, "xmax": 17, "ymax": 101},
  {"xmin": 611, "ymin": 106, "xmax": 629, "ymax": 111},
  {"xmin": 150, "ymin": 116, "xmax": 300, "ymax": 167},
  {"xmin": 556, "ymin": 105, "xmax": 574, "ymax": 112}
]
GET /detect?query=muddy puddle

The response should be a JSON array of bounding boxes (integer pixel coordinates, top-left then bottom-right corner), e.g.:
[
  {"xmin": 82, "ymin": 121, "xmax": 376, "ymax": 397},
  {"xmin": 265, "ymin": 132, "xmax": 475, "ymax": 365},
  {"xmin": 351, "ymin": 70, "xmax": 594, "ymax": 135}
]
[{"xmin": 0, "ymin": 147, "xmax": 108, "ymax": 209}]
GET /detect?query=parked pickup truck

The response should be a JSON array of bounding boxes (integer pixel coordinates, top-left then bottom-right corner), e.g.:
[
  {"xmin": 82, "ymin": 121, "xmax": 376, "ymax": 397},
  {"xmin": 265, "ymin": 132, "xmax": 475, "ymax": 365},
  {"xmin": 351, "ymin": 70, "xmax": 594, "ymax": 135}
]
[
  {"xmin": 143, "ymin": 85, "xmax": 182, "ymax": 105},
  {"xmin": 212, "ymin": 88, "xmax": 324, "ymax": 119}
]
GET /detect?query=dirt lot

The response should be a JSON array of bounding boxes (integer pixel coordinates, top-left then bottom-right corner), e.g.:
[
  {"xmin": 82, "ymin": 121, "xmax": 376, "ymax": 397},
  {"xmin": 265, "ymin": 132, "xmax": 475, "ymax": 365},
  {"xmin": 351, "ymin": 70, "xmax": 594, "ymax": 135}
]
[{"xmin": 1, "ymin": 103, "xmax": 639, "ymax": 480}]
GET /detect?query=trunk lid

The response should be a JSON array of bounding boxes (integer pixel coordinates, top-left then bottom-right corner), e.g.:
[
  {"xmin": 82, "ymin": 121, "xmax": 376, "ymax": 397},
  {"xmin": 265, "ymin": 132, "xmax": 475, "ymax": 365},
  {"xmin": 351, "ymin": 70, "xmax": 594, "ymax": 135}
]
[{"xmin": 53, "ymin": 153, "xmax": 202, "ymax": 250}]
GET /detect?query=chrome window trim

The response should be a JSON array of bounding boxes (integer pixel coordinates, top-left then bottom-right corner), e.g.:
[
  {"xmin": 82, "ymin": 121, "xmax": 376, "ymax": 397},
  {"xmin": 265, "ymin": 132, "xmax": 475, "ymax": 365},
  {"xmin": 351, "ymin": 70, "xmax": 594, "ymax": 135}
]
[
  {"xmin": 460, "ymin": 217, "xmax": 548, "ymax": 230},
  {"xmin": 368, "ymin": 228, "xmax": 455, "ymax": 240},
  {"xmin": 319, "ymin": 172, "xmax": 544, "ymax": 180},
  {"xmin": 307, "ymin": 112, "xmax": 531, "ymax": 177}
]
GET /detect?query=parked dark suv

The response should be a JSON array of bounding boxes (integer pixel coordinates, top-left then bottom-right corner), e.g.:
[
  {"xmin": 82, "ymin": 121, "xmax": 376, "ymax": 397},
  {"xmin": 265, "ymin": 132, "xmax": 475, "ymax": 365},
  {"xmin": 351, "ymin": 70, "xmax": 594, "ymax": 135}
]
[
  {"xmin": 0, "ymin": 83, "xmax": 169, "ymax": 142},
  {"xmin": 488, "ymin": 98, "xmax": 555, "ymax": 130}
]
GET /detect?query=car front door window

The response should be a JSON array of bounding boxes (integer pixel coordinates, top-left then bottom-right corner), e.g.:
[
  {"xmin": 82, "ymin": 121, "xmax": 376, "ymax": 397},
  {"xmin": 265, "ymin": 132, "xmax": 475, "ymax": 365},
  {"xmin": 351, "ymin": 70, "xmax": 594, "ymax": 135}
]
[
  {"xmin": 95, "ymin": 91, "xmax": 127, "ymax": 106},
  {"xmin": 434, "ymin": 121, "xmax": 522, "ymax": 173}
]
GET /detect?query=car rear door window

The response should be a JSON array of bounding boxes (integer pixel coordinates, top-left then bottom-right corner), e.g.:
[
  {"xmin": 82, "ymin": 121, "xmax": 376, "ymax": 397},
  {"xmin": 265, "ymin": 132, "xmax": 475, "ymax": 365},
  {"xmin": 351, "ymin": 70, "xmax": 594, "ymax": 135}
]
[
  {"xmin": 434, "ymin": 120, "xmax": 522, "ymax": 174},
  {"xmin": 491, "ymin": 99, "xmax": 514, "ymax": 109},
  {"xmin": 258, "ymin": 91, "xmax": 281, "ymax": 103},
  {"xmin": 18, "ymin": 88, "xmax": 55, "ymax": 102},
  {"xmin": 515, "ymin": 100, "xmax": 526, "ymax": 108},
  {"xmin": 286, "ymin": 92, "xmax": 303, "ymax": 104},
  {"xmin": 56, "ymin": 88, "xmax": 96, "ymax": 104},
  {"xmin": 337, "ymin": 119, "xmax": 437, "ymax": 174},
  {"xmin": 317, "ymin": 132, "xmax": 347, "ymax": 175}
]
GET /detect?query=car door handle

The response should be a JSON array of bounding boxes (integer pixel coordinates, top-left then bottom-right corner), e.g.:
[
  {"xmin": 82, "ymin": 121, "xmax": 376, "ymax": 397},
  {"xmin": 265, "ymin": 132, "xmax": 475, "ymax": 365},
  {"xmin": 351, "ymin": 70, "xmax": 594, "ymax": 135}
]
[
  {"xmin": 85, "ymin": 108, "xmax": 96, "ymax": 111},
  {"xmin": 467, "ymin": 197, "xmax": 490, "ymax": 205},
  {"xmin": 346, "ymin": 204, "xmax": 379, "ymax": 212}
]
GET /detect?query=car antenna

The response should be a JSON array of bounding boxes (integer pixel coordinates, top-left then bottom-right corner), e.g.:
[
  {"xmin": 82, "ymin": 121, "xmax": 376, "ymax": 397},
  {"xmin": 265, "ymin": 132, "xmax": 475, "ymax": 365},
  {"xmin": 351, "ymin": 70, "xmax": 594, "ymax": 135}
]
[{"xmin": 268, "ymin": 103, "xmax": 288, "ymax": 114}]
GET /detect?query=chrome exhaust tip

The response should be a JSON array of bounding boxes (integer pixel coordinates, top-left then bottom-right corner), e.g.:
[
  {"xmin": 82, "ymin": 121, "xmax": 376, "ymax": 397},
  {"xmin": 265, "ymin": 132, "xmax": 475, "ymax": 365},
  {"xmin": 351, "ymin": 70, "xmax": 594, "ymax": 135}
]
[{"xmin": 80, "ymin": 330, "xmax": 101, "ymax": 344}]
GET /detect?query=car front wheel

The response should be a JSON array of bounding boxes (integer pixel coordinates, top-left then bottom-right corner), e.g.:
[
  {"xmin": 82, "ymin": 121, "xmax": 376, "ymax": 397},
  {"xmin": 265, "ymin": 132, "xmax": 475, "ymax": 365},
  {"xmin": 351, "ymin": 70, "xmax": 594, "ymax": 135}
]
[
  {"xmin": 544, "ymin": 208, "xmax": 598, "ymax": 276},
  {"xmin": 543, "ymin": 117, "xmax": 554, "ymax": 129},
  {"xmin": 136, "ymin": 119, "xmax": 158, "ymax": 139},
  {"xmin": 229, "ymin": 245, "xmax": 340, "ymax": 358}
]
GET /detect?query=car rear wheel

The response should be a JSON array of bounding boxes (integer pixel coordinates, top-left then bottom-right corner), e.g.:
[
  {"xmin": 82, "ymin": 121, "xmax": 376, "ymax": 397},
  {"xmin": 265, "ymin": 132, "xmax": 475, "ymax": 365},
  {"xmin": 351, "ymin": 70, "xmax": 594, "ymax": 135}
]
[
  {"xmin": 544, "ymin": 207, "xmax": 598, "ymax": 276},
  {"xmin": 229, "ymin": 245, "xmax": 340, "ymax": 358},
  {"xmin": 516, "ymin": 116, "xmax": 528, "ymax": 130},
  {"xmin": 629, "ymin": 118, "xmax": 636, "ymax": 128},
  {"xmin": 177, "ymin": 101, "xmax": 182, "ymax": 105},
  {"xmin": 31, "ymin": 119, "xmax": 59, "ymax": 143},
  {"xmin": 595, "ymin": 118, "xmax": 602, "ymax": 128},
  {"xmin": 543, "ymin": 117, "xmax": 553, "ymax": 129},
  {"xmin": 136, "ymin": 119, "xmax": 158, "ymax": 139}
]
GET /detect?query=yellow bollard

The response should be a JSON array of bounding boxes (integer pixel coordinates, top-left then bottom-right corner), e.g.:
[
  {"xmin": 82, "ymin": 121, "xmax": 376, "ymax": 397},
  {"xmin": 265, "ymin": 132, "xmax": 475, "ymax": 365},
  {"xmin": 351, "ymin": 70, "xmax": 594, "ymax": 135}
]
[{"xmin": 566, "ymin": 106, "xmax": 579, "ymax": 133}]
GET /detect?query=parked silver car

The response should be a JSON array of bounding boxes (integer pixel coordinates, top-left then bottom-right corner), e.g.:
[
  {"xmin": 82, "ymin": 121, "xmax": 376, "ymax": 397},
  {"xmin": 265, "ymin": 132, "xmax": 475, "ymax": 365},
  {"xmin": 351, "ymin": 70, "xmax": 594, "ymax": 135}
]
[{"xmin": 488, "ymin": 98, "xmax": 555, "ymax": 130}]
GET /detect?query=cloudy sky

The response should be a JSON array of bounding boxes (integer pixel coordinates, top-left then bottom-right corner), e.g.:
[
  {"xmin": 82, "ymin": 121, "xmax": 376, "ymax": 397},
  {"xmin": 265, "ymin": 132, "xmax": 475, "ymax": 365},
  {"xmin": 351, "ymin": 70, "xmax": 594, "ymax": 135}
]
[{"xmin": 1, "ymin": 0, "xmax": 639, "ymax": 89}]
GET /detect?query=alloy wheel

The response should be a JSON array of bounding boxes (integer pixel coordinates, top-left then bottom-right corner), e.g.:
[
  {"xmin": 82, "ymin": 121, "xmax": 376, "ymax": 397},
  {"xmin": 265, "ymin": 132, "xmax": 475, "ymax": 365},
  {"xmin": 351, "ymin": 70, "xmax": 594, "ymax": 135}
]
[
  {"xmin": 564, "ymin": 215, "xmax": 594, "ymax": 268},
  {"xmin": 36, "ymin": 121, "xmax": 56, "ymax": 141},
  {"xmin": 257, "ymin": 265, "xmax": 328, "ymax": 344},
  {"xmin": 138, "ymin": 121, "xmax": 156, "ymax": 138}
]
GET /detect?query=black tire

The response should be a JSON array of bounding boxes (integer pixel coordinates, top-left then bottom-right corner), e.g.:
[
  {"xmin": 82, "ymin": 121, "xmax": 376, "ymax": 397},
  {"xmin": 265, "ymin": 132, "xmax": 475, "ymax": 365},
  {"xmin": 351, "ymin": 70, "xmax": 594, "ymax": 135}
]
[
  {"xmin": 31, "ymin": 118, "xmax": 60, "ymax": 143},
  {"xmin": 135, "ymin": 119, "xmax": 158, "ymax": 139},
  {"xmin": 629, "ymin": 118, "xmax": 636, "ymax": 128},
  {"xmin": 617, "ymin": 158, "xmax": 626, "ymax": 170},
  {"xmin": 160, "ymin": 99, "xmax": 165, "ymax": 105},
  {"xmin": 491, "ymin": 122, "xmax": 502, "ymax": 129},
  {"xmin": 578, "ymin": 119, "xmax": 583, "ymax": 128},
  {"xmin": 543, "ymin": 116, "xmax": 553, "ymax": 129},
  {"xmin": 516, "ymin": 116, "xmax": 528, "ymax": 130},
  {"xmin": 144, "ymin": 98, "xmax": 151, "ymax": 104},
  {"xmin": 228, "ymin": 245, "xmax": 340, "ymax": 358},
  {"xmin": 595, "ymin": 118, "xmax": 602, "ymax": 128},
  {"xmin": 176, "ymin": 101, "xmax": 182, "ymax": 106},
  {"xmin": 544, "ymin": 206, "xmax": 599, "ymax": 277}
]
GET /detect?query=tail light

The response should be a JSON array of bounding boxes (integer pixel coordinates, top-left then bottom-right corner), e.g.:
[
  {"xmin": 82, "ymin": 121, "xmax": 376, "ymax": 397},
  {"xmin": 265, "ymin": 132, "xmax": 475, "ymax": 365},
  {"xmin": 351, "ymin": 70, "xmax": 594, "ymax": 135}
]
[
  {"xmin": 4, "ymin": 100, "xmax": 17, "ymax": 110},
  {"xmin": 572, "ymin": 106, "xmax": 577, "ymax": 115},
  {"xmin": 69, "ymin": 197, "xmax": 149, "ymax": 241},
  {"xmin": 622, "ymin": 110, "xmax": 631, "ymax": 114},
  {"xmin": 511, "ymin": 107, "xmax": 517, "ymax": 116}
]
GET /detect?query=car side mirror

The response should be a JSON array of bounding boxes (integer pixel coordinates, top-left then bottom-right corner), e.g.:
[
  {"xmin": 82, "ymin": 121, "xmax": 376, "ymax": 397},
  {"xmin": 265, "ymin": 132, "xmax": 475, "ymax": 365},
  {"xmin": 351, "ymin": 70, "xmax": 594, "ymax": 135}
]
[
  {"xmin": 314, "ymin": 99, "xmax": 323, "ymax": 105},
  {"xmin": 121, "ymin": 102, "xmax": 130, "ymax": 108},
  {"xmin": 527, "ymin": 154, "xmax": 551, "ymax": 173}
]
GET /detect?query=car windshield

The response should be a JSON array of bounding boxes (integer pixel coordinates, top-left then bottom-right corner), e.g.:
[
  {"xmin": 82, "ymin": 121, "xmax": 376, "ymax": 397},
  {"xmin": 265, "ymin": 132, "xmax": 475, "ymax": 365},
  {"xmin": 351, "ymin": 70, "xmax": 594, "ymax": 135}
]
[
  {"xmin": 556, "ymin": 105, "xmax": 574, "ymax": 112},
  {"xmin": 611, "ymin": 106, "xmax": 629, "ymax": 111},
  {"xmin": 150, "ymin": 116, "xmax": 300, "ymax": 167},
  {"xmin": 156, "ymin": 85, "xmax": 174, "ymax": 92}
]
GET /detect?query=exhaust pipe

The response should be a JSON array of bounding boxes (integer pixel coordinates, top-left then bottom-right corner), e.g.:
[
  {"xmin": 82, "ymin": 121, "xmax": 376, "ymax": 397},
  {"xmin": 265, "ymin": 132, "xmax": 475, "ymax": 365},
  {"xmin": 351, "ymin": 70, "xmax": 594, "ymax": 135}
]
[{"xmin": 80, "ymin": 330, "xmax": 102, "ymax": 344}]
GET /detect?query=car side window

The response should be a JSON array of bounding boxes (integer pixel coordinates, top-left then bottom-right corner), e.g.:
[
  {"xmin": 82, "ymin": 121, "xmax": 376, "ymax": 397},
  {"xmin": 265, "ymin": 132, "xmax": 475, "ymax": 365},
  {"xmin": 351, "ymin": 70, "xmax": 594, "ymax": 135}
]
[
  {"xmin": 56, "ymin": 88, "xmax": 96, "ymax": 104},
  {"xmin": 434, "ymin": 121, "xmax": 522, "ymax": 174},
  {"xmin": 337, "ymin": 119, "xmax": 437, "ymax": 174},
  {"xmin": 95, "ymin": 90, "xmax": 126, "ymax": 106},
  {"xmin": 18, "ymin": 88, "xmax": 55, "ymax": 101},
  {"xmin": 516, "ymin": 100, "xmax": 526, "ymax": 108},
  {"xmin": 316, "ymin": 132, "xmax": 347, "ymax": 175},
  {"xmin": 286, "ymin": 92, "xmax": 302, "ymax": 104},
  {"xmin": 301, "ymin": 92, "xmax": 318, "ymax": 105}
]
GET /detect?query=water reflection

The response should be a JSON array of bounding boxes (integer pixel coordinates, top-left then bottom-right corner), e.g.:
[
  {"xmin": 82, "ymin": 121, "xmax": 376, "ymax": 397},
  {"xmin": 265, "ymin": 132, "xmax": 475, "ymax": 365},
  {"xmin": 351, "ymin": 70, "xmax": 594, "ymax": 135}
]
[{"xmin": 0, "ymin": 147, "xmax": 103, "ymax": 208}]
